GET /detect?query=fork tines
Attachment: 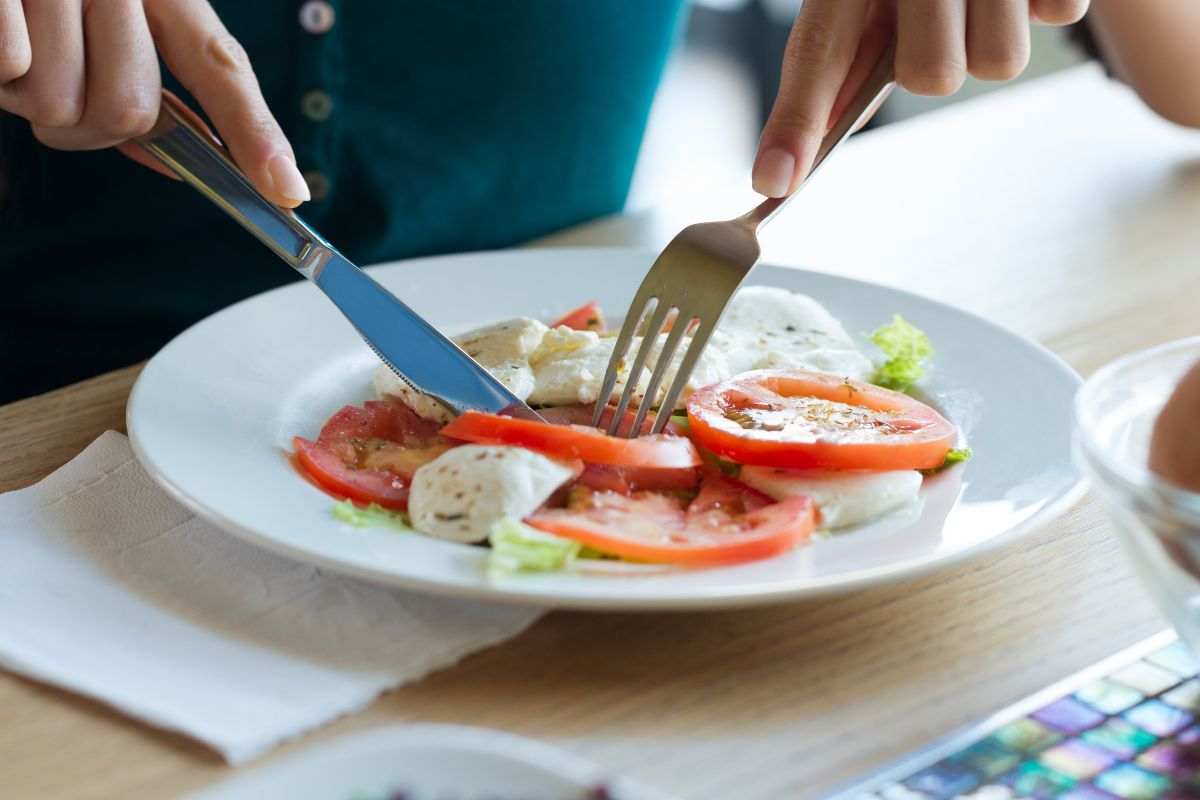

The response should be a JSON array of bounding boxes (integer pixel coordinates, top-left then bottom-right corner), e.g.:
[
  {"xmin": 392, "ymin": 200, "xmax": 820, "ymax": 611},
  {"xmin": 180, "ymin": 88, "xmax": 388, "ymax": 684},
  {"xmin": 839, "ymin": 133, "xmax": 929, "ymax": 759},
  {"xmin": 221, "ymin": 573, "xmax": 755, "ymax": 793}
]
[{"xmin": 592, "ymin": 290, "xmax": 717, "ymax": 439}]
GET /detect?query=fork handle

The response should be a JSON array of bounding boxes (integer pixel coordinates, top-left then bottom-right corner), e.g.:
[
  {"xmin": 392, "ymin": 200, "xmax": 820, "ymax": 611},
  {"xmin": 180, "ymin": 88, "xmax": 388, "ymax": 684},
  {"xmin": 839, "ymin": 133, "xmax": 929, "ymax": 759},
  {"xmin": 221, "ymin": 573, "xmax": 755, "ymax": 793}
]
[{"xmin": 740, "ymin": 39, "xmax": 897, "ymax": 230}]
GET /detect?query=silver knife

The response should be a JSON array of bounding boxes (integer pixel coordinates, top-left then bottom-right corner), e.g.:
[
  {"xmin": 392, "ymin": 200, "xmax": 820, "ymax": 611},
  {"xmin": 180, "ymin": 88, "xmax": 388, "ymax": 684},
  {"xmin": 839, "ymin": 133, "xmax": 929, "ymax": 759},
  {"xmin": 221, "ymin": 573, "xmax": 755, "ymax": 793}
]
[{"xmin": 134, "ymin": 92, "xmax": 540, "ymax": 421}]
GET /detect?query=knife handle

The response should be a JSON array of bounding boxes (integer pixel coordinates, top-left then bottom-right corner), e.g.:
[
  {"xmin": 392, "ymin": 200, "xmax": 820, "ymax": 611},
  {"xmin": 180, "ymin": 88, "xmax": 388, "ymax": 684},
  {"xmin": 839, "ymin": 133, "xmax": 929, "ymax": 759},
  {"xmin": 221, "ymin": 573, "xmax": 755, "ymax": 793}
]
[{"xmin": 134, "ymin": 91, "xmax": 332, "ymax": 277}]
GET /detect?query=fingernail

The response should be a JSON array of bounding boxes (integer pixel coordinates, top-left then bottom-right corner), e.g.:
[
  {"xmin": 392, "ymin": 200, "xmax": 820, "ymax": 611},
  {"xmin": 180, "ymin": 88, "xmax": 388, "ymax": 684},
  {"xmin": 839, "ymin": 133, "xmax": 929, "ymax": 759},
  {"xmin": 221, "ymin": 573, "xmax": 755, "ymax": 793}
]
[
  {"xmin": 267, "ymin": 154, "xmax": 311, "ymax": 204},
  {"xmin": 752, "ymin": 147, "xmax": 797, "ymax": 198}
]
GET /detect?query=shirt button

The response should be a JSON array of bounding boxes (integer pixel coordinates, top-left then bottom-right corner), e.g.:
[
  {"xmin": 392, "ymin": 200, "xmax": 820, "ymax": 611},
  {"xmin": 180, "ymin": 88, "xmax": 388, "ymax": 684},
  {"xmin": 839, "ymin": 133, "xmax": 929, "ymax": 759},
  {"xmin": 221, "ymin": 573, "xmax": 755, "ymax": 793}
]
[
  {"xmin": 301, "ymin": 89, "xmax": 333, "ymax": 122},
  {"xmin": 298, "ymin": 0, "xmax": 335, "ymax": 34},
  {"xmin": 303, "ymin": 171, "xmax": 330, "ymax": 201}
]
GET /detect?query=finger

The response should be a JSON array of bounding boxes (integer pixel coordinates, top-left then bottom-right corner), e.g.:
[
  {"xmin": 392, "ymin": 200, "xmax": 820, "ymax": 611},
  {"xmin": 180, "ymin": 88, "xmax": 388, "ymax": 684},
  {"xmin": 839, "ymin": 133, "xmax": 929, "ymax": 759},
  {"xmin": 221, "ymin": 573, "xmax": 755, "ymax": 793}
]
[
  {"xmin": 0, "ymin": 0, "xmax": 32, "ymax": 85},
  {"xmin": 827, "ymin": 0, "xmax": 895, "ymax": 130},
  {"xmin": 33, "ymin": 0, "xmax": 161, "ymax": 151},
  {"xmin": 1, "ymin": 0, "xmax": 85, "ymax": 127},
  {"xmin": 116, "ymin": 141, "xmax": 180, "ymax": 179},
  {"xmin": 895, "ymin": 0, "xmax": 967, "ymax": 96},
  {"xmin": 966, "ymin": 0, "xmax": 1030, "ymax": 81},
  {"xmin": 146, "ymin": 0, "xmax": 308, "ymax": 207},
  {"xmin": 1030, "ymin": 0, "xmax": 1089, "ymax": 26},
  {"xmin": 753, "ymin": 0, "xmax": 871, "ymax": 197},
  {"xmin": 116, "ymin": 88, "xmax": 216, "ymax": 180}
]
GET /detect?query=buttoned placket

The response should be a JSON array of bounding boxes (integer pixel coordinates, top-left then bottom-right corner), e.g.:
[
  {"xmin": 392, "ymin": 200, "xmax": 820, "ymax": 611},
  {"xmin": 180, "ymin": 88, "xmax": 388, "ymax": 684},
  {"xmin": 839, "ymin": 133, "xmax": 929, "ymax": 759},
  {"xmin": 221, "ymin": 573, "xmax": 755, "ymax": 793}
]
[{"xmin": 293, "ymin": 0, "xmax": 342, "ymax": 205}]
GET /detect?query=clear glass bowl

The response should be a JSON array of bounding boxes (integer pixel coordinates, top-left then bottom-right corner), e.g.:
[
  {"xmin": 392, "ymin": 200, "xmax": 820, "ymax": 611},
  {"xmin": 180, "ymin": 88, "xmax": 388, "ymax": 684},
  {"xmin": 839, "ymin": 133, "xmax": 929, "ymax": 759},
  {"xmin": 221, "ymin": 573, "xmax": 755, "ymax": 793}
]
[{"xmin": 1075, "ymin": 337, "xmax": 1200, "ymax": 649}]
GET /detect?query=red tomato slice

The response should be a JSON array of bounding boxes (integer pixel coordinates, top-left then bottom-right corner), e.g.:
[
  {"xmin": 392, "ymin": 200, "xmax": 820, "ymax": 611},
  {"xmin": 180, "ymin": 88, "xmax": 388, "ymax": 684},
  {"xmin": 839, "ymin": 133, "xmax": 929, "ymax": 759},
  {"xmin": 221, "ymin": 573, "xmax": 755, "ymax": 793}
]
[
  {"xmin": 538, "ymin": 405, "xmax": 698, "ymax": 492},
  {"xmin": 687, "ymin": 369, "xmax": 957, "ymax": 471},
  {"xmin": 527, "ymin": 472, "xmax": 815, "ymax": 566},
  {"xmin": 575, "ymin": 463, "xmax": 700, "ymax": 494},
  {"xmin": 660, "ymin": 309, "xmax": 699, "ymax": 334},
  {"xmin": 295, "ymin": 399, "xmax": 453, "ymax": 509},
  {"xmin": 441, "ymin": 411, "xmax": 701, "ymax": 470},
  {"xmin": 293, "ymin": 437, "xmax": 411, "ymax": 510},
  {"xmin": 687, "ymin": 470, "xmax": 773, "ymax": 516},
  {"xmin": 550, "ymin": 301, "xmax": 606, "ymax": 332},
  {"xmin": 537, "ymin": 404, "xmax": 687, "ymax": 437},
  {"xmin": 315, "ymin": 399, "xmax": 451, "ymax": 477}
]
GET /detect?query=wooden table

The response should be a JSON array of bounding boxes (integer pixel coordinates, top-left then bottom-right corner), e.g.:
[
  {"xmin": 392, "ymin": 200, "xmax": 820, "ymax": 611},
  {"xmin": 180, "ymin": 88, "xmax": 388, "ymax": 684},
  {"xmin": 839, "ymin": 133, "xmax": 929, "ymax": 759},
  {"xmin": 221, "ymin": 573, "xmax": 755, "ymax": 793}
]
[{"xmin": 3, "ymin": 65, "xmax": 1200, "ymax": 800}]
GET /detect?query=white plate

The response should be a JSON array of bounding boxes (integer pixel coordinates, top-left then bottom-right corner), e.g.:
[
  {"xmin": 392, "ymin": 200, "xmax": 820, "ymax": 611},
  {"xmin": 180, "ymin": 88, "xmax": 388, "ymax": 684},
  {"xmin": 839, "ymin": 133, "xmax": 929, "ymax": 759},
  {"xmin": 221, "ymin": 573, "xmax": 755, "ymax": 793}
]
[
  {"xmin": 187, "ymin": 724, "xmax": 674, "ymax": 800},
  {"xmin": 128, "ymin": 247, "xmax": 1083, "ymax": 610}
]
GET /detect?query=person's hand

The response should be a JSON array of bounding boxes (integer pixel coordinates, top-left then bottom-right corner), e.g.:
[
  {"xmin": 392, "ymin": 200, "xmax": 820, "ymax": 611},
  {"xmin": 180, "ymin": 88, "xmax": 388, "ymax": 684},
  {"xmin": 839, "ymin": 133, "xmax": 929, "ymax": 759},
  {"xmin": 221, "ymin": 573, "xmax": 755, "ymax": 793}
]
[
  {"xmin": 0, "ymin": 0, "xmax": 308, "ymax": 207},
  {"xmin": 753, "ymin": 0, "xmax": 1090, "ymax": 197},
  {"xmin": 1151, "ymin": 360, "xmax": 1200, "ymax": 493}
]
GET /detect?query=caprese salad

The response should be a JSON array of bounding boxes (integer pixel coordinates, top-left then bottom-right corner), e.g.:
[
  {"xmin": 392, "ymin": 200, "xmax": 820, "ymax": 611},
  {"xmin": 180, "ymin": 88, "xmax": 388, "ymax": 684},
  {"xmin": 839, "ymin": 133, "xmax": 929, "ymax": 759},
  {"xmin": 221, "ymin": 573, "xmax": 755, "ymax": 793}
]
[{"xmin": 293, "ymin": 287, "xmax": 968, "ymax": 577}]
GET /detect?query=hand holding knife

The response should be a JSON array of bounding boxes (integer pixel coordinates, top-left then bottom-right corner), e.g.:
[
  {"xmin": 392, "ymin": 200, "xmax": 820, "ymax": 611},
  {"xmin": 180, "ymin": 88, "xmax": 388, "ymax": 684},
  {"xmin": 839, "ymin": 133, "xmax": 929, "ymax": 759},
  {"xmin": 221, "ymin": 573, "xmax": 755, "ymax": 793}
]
[{"xmin": 135, "ymin": 91, "xmax": 541, "ymax": 422}]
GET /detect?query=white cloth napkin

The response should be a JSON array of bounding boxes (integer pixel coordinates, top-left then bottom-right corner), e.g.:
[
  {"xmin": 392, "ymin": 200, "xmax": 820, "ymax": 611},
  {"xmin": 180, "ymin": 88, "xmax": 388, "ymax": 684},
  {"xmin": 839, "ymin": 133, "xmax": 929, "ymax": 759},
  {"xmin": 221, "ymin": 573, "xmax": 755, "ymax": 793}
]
[{"xmin": 0, "ymin": 431, "xmax": 543, "ymax": 764}]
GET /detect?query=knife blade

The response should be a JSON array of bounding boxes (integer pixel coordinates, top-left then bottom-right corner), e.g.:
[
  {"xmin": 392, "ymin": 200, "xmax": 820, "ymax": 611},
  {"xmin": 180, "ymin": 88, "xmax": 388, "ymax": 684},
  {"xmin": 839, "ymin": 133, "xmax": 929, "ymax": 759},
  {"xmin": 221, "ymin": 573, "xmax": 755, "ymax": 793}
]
[
  {"xmin": 306, "ymin": 249, "xmax": 540, "ymax": 418},
  {"xmin": 136, "ymin": 91, "xmax": 541, "ymax": 421}
]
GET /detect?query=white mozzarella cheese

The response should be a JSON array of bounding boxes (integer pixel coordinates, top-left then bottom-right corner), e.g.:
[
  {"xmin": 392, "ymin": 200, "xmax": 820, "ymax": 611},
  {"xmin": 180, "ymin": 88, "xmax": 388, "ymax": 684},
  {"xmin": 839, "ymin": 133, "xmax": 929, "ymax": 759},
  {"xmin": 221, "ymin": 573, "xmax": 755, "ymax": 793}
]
[
  {"xmin": 454, "ymin": 317, "xmax": 547, "ymax": 399},
  {"xmin": 373, "ymin": 317, "xmax": 550, "ymax": 422},
  {"xmin": 715, "ymin": 286, "xmax": 874, "ymax": 381},
  {"xmin": 408, "ymin": 445, "xmax": 577, "ymax": 543},
  {"xmin": 527, "ymin": 330, "xmax": 731, "ymax": 408},
  {"xmin": 372, "ymin": 368, "xmax": 455, "ymax": 424},
  {"xmin": 375, "ymin": 287, "xmax": 873, "ymax": 416},
  {"xmin": 526, "ymin": 326, "xmax": 610, "ymax": 406},
  {"xmin": 740, "ymin": 466, "xmax": 923, "ymax": 530}
]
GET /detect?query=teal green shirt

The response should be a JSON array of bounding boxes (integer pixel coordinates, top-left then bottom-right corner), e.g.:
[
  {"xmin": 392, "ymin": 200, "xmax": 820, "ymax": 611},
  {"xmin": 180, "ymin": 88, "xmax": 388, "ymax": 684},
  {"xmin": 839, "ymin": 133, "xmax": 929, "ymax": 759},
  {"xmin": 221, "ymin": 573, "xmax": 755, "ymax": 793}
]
[{"xmin": 0, "ymin": 1, "xmax": 684, "ymax": 401}]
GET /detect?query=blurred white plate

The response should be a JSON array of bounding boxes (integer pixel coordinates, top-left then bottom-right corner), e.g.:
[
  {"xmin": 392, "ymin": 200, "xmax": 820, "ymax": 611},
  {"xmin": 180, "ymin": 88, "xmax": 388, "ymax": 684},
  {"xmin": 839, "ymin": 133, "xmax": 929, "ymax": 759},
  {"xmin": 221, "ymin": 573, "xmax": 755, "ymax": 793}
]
[
  {"xmin": 128, "ymin": 247, "xmax": 1083, "ymax": 610},
  {"xmin": 188, "ymin": 724, "xmax": 672, "ymax": 800}
]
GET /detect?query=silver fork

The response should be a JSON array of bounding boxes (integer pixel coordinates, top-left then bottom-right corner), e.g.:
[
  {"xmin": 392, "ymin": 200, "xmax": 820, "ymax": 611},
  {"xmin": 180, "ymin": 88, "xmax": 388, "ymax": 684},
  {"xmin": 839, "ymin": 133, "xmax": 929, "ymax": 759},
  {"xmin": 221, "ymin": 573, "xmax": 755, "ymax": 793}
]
[{"xmin": 594, "ymin": 43, "xmax": 896, "ymax": 437}]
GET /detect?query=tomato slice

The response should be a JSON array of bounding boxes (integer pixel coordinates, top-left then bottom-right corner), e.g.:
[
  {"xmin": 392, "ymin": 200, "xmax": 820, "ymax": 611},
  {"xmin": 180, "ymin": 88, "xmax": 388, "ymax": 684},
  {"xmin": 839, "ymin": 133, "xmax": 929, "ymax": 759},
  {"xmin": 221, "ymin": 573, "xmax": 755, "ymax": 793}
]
[
  {"xmin": 574, "ymin": 463, "xmax": 700, "ymax": 494},
  {"xmin": 537, "ymin": 404, "xmax": 687, "ymax": 437},
  {"xmin": 526, "ymin": 473, "xmax": 815, "ymax": 566},
  {"xmin": 687, "ymin": 370, "xmax": 957, "ymax": 471},
  {"xmin": 293, "ymin": 437, "xmax": 412, "ymax": 510},
  {"xmin": 441, "ymin": 411, "xmax": 701, "ymax": 470},
  {"xmin": 315, "ymin": 399, "xmax": 448, "ymax": 470},
  {"xmin": 537, "ymin": 405, "xmax": 698, "ymax": 492},
  {"xmin": 295, "ymin": 398, "xmax": 453, "ymax": 509},
  {"xmin": 660, "ymin": 308, "xmax": 698, "ymax": 334},
  {"xmin": 550, "ymin": 301, "xmax": 606, "ymax": 332}
]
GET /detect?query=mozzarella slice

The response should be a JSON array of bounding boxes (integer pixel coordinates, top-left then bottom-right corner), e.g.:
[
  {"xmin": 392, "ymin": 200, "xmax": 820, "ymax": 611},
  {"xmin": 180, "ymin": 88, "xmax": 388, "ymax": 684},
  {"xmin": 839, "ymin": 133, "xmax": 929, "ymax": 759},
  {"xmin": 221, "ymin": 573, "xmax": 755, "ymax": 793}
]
[
  {"xmin": 740, "ymin": 467, "xmax": 923, "ymax": 530},
  {"xmin": 526, "ymin": 326, "xmax": 610, "ymax": 406},
  {"xmin": 373, "ymin": 317, "xmax": 550, "ymax": 423},
  {"xmin": 716, "ymin": 286, "xmax": 874, "ymax": 381},
  {"xmin": 408, "ymin": 445, "xmax": 576, "ymax": 543},
  {"xmin": 453, "ymin": 317, "xmax": 548, "ymax": 400},
  {"xmin": 527, "ymin": 331, "xmax": 731, "ymax": 408},
  {"xmin": 372, "ymin": 369, "xmax": 454, "ymax": 424},
  {"xmin": 374, "ymin": 287, "xmax": 873, "ymax": 416}
]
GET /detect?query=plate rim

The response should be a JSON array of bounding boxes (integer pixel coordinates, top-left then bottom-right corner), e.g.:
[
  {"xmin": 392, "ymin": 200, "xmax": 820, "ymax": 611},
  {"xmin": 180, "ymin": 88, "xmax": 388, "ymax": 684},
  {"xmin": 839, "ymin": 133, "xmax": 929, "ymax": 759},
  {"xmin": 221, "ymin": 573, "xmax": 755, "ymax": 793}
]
[
  {"xmin": 186, "ymin": 722, "xmax": 675, "ymax": 800},
  {"xmin": 127, "ymin": 246, "xmax": 1087, "ymax": 611}
]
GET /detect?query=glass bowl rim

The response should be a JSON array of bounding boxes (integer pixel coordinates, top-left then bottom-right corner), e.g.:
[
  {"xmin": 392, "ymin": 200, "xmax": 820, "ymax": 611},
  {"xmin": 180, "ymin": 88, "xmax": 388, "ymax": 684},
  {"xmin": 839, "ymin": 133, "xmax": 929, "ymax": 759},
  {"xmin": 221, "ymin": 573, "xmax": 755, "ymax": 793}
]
[{"xmin": 1074, "ymin": 336, "xmax": 1200, "ymax": 524}]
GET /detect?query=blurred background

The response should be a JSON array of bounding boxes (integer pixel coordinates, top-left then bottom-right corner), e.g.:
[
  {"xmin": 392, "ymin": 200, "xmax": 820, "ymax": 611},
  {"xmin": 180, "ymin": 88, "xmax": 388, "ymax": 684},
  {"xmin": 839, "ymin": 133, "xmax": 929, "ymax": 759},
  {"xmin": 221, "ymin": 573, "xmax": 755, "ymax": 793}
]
[{"xmin": 627, "ymin": 0, "xmax": 1089, "ymax": 209}]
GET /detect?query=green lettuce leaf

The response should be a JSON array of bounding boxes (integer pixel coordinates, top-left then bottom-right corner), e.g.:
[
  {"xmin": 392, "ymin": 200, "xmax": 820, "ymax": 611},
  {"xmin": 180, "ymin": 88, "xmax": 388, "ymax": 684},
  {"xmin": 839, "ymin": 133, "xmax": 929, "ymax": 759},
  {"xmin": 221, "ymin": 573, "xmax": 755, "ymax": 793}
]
[
  {"xmin": 576, "ymin": 545, "xmax": 619, "ymax": 560},
  {"xmin": 697, "ymin": 446, "xmax": 741, "ymax": 478},
  {"xmin": 331, "ymin": 500, "xmax": 413, "ymax": 532},
  {"xmin": 944, "ymin": 447, "xmax": 972, "ymax": 465},
  {"xmin": 921, "ymin": 447, "xmax": 973, "ymax": 475},
  {"xmin": 488, "ymin": 518, "xmax": 581, "ymax": 578},
  {"xmin": 870, "ymin": 314, "xmax": 934, "ymax": 392}
]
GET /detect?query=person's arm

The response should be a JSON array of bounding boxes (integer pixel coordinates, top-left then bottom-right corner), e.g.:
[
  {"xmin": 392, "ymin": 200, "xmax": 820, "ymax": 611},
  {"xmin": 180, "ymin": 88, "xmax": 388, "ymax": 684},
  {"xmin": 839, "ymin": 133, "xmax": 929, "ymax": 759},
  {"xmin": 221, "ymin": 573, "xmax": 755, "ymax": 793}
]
[{"xmin": 1085, "ymin": 1, "xmax": 1200, "ymax": 128}]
